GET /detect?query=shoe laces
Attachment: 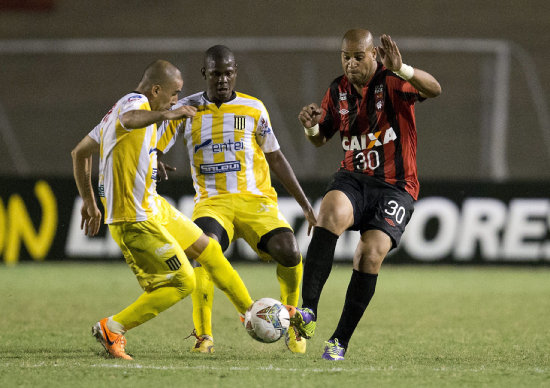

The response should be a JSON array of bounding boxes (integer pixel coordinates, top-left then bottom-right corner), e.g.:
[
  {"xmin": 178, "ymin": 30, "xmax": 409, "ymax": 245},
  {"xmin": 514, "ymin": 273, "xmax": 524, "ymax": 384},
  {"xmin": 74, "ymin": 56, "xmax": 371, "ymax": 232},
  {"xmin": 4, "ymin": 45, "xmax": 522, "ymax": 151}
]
[
  {"xmin": 325, "ymin": 339, "xmax": 344, "ymax": 355},
  {"xmin": 185, "ymin": 329, "xmax": 213, "ymax": 348},
  {"xmin": 290, "ymin": 326, "xmax": 303, "ymax": 341},
  {"xmin": 184, "ymin": 328, "xmax": 200, "ymax": 340}
]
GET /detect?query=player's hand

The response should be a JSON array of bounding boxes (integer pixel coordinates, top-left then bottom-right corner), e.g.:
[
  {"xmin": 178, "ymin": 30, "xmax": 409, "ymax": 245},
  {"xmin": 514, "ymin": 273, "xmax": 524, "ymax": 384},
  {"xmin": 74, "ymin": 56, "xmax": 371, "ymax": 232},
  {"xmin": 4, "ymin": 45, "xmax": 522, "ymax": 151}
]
[
  {"xmin": 298, "ymin": 103, "xmax": 323, "ymax": 129},
  {"xmin": 80, "ymin": 201, "xmax": 102, "ymax": 236},
  {"xmin": 377, "ymin": 34, "xmax": 403, "ymax": 72},
  {"xmin": 302, "ymin": 203, "xmax": 317, "ymax": 236},
  {"xmin": 165, "ymin": 105, "xmax": 197, "ymax": 120},
  {"xmin": 157, "ymin": 159, "xmax": 176, "ymax": 181}
]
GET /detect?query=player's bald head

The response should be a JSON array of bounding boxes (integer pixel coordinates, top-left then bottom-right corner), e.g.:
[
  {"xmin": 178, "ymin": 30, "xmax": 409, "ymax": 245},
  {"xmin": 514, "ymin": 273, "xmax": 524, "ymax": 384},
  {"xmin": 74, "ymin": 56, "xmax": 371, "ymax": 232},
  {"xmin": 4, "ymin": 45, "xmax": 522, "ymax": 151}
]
[
  {"xmin": 139, "ymin": 59, "xmax": 182, "ymax": 89},
  {"xmin": 203, "ymin": 45, "xmax": 236, "ymax": 68},
  {"xmin": 342, "ymin": 29, "xmax": 374, "ymax": 50}
]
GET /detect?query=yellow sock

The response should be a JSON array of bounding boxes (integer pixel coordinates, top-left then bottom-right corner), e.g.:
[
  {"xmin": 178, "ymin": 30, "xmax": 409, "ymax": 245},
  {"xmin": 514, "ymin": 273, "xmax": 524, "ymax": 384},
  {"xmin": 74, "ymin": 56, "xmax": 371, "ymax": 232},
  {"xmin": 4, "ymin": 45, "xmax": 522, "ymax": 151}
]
[
  {"xmin": 191, "ymin": 266, "xmax": 214, "ymax": 338},
  {"xmin": 113, "ymin": 285, "xmax": 191, "ymax": 330},
  {"xmin": 277, "ymin": 256, "xmax": 303, "ymax": 306},
  {"xmin": 195, "ymin": 238, "xmax": 253, "ymax": 314}
]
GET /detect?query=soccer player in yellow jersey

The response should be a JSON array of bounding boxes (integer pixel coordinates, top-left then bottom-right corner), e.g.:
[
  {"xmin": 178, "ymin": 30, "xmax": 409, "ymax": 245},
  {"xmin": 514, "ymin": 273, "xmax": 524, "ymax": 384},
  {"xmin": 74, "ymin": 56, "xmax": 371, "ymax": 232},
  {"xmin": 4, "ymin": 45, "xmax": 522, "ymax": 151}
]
[
  {"xmin": 157, "ymin": 46, "xmax": 317, "ymax": 354},
  {"xmin": 71, "ymin": 59, "xmax": 254, "ymax": 360}
]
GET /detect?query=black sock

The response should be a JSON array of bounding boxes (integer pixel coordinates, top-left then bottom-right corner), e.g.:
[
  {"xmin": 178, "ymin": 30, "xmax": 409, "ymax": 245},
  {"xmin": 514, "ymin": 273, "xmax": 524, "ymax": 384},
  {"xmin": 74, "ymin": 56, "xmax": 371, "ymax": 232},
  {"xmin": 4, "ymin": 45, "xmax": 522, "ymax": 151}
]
[
  {"xmin": 330, "ymin": 270, "xmax": 378, "ymax": 350},
  {"xmin": 301, "ymin": 226, "xmax": 339, "ymax": 317}
]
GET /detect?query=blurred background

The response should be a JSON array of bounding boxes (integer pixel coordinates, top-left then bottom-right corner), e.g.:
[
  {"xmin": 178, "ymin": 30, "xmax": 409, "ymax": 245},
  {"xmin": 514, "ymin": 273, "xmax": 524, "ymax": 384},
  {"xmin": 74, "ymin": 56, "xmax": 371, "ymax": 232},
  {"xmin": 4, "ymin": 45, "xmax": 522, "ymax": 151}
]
[
  {"xmin": 1, "ymin": 0, "xmax": 549, "ymax": 180},
  {"xmin": 1, "ymin": 0, "xmax": 549, "ymax": 264}
]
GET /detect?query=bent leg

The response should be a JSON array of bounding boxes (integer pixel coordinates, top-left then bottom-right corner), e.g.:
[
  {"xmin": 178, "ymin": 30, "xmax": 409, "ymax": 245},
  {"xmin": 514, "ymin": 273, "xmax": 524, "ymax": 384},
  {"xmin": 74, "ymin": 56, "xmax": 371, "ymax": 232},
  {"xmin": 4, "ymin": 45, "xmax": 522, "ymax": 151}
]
[
  {"xmin": 302, "ymin": 190, "xmax": 354, "ymax": 316},
  {"xmin": 265, "ymin": 231, "xmax": 302, "ymax": 306},
  {"xmin": 107, "ymin": 218, "xmax": 196, "ymax": 333},
  {"xmin": 188, "ymin": 234, "xmax": 253, "ymax": 315},
  {"xmin": 114, "ymin": 285, "xmax": 192, "ymax": 330},
  {"xmin": 330, "ymin": 229, "xmax": 391, "ymax": 350}
]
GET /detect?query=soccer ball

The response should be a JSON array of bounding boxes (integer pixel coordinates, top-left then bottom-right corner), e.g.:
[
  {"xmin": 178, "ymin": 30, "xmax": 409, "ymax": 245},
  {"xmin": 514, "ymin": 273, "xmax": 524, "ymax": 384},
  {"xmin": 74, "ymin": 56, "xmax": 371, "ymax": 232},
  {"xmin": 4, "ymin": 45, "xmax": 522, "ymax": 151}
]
[{"xmin": 244, "ymin": 298, "xmax": 290, "ymax": 343}]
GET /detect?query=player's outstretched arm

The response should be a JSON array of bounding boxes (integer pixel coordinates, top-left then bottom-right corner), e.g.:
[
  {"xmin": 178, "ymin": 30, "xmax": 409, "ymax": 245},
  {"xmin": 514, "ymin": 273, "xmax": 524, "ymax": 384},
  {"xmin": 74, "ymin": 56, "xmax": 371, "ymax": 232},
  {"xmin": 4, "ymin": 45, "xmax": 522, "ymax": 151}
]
[
  {"xmin": 298, "ymin": 103, "xmax": 327, "ymax": 147},
  {"xmin": 120, "ymin": 105, "xmax": 197, "ymax": 129},
  {"xmin": 378, "ymin": 34, "xmax": 442, "ymax": 98},
  {"xmin": 265, "ymin": 150, "xmax": 317, "ymax": 235},
  {"xmin": 71, "ymin": 135, "xmax": 102, "ymax": 236}
]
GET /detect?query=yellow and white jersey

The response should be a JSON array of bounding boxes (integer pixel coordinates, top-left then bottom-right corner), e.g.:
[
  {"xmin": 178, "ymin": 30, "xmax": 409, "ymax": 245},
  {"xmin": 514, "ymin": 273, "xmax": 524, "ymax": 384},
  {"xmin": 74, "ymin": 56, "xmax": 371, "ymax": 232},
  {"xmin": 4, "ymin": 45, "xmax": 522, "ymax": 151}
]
[
  {"xmin": 157, "ymin": 91, "xmax": 280, "ymax": 203},
  {"xmin": 88, "ymin": 92, "xmax": 159, "ymax": 224}
]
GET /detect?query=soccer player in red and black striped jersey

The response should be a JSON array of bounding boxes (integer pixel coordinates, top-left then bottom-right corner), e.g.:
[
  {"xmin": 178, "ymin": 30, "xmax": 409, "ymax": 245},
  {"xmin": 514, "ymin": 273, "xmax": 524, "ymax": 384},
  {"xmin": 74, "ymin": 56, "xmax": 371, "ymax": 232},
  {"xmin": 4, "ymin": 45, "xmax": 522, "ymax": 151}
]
[{"xmin": 292, "ymin": 29, "xmax": 441, "ymax": 360}]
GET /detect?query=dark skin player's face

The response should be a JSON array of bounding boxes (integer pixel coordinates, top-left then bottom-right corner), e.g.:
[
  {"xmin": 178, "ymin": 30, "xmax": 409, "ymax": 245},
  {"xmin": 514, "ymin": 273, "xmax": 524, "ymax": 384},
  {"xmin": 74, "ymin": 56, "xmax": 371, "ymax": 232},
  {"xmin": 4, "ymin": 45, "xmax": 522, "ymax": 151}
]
[
  {"xmin": 341, "ymin": 38, "xmax": 377, "ymax": 89},
  {"xmin": 202, "ymin": 58, "xmax": 237, "ymax": 104}
]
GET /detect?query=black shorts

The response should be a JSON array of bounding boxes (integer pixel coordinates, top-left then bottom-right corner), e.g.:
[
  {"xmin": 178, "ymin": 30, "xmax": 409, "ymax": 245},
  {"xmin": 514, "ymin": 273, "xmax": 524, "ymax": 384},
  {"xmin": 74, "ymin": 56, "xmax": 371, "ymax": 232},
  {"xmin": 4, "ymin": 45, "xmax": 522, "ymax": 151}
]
[{"xmin": 325, "ymin": 171, "xmax": 415, "ymax": 248}]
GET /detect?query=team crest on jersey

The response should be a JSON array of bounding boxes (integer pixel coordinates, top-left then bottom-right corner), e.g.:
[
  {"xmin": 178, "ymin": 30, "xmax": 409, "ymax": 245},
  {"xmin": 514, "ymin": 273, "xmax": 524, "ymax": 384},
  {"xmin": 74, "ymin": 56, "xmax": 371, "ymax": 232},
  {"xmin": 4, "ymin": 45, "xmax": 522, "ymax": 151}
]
[
  {"xmin": 375, "ymin": 84, "xmax": 384, "ymax": 111},
  {"xmin": 234, "ymin": 115, "xmax": 246, "ymax": 130},
  {"xmin": 256, "ymin": 117, "xmax": 271, "ymax": 137},
  {"xmin": 339, "ymin": 92, "xmax": 347, "ymax": 101}
]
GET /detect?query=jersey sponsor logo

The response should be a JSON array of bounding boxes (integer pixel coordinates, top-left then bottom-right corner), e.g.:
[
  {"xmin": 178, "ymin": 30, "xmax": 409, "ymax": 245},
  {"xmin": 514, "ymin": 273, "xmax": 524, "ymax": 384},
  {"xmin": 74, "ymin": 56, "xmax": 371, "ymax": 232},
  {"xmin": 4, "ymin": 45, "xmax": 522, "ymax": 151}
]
[
  {"xmin": 151, "ymin": 168, "xmax": 158, "ymax": 182},
  {"xmin": 195, "ymin": 139, "xmax": 245, "ymax": 154},
  {"xmin": 212, "ymin": 139, "xmax": 244, "ymax": 153},
  {"xmin": 199, "ymin": 161, "xmax": 241, "ymax": 174},
  {"xmin": 234, "ymin": 115, "xmax": 246, "ymax": 130},
  {"xmin": 339, "ymin": 109, "xmax": 349, "ymax": 115},
  {"xmin": 194, "ymin": 139, "xmax": 213, "ymax": 153},
  {"xmin": 341, "ymin": 127, "xmax": 397, "ymax": 151},
  {"xmin": 165, "ymin": 255, "xmax": 181, "ymax": 271}
]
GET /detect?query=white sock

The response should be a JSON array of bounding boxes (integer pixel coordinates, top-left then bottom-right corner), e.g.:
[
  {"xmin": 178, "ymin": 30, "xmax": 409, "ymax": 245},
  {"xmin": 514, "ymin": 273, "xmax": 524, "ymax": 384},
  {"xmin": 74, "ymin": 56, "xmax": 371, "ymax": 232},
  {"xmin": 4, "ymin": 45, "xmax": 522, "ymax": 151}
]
[{"xmin": 107, "ymin": 316, "xmax": 126, "ymax": 334}]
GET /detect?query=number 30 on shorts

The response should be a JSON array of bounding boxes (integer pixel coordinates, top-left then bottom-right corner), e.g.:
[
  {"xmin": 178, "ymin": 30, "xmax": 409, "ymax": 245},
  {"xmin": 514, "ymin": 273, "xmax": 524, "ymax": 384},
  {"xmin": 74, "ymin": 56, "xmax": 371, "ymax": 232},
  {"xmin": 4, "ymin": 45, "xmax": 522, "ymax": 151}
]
[{"xmin": 384, "ymin": 200, "xmax": 406, "ymax": 224}]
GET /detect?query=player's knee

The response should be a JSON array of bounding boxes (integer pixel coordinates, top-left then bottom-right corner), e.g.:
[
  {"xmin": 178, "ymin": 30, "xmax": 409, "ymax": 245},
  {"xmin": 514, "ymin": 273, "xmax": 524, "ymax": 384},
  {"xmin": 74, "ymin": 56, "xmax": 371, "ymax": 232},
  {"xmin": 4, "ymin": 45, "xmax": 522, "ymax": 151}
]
[
  {"xmin": 273, "ymin": 249, "xmax": 301, "ymax": 267},
  {"xmin": 355, "ymin": 247, "xmax": 386, "ymax": 272},
  {"xmin": 317, "ymin": 210, "xmax": 352, "ymax": 236},
  {"xmin": 172, "ymin": 270, "xmax": 196, "ymax": 299},
  {"xmin": 266, "ymin": 234, "xmax": 301, "ymax": 267}
]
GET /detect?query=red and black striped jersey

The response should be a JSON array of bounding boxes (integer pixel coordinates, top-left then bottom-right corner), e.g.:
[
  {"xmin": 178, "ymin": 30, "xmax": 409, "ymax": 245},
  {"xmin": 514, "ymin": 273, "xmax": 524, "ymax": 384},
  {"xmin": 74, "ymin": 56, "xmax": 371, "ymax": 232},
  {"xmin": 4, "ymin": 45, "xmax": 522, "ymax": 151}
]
[{"xmin": 319, "ymin": 62, "xmax": 424, "ymax": 200}]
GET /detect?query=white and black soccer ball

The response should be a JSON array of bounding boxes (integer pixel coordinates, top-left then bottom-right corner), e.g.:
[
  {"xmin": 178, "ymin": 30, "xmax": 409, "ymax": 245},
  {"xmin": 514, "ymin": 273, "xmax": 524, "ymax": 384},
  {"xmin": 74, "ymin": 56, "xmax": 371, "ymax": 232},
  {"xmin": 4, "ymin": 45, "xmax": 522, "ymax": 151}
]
[{"xmin": 244, "ymin": 298, "xmax": 290, "ymax": 343}]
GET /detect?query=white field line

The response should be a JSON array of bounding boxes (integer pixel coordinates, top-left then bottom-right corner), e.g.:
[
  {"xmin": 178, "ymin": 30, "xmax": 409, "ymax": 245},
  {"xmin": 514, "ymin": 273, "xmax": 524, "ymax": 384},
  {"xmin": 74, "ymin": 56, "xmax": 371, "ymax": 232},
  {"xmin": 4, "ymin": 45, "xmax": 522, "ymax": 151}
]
[{"xmin": 1, "ymin": 362, "xmax": 545, "ymax": 375}]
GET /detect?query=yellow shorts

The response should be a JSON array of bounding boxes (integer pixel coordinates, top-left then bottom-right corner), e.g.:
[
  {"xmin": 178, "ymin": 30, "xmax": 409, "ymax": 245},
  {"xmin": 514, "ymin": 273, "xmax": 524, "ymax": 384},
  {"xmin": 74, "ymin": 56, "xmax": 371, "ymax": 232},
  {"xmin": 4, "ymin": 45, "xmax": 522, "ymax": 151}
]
[
  {"xmin": 192, "ymin": 194, "xmax": 292, "ymax": 261},
  {"xmin": 109, "ymin": 196, "xmax": 202, "ymax": 292}
]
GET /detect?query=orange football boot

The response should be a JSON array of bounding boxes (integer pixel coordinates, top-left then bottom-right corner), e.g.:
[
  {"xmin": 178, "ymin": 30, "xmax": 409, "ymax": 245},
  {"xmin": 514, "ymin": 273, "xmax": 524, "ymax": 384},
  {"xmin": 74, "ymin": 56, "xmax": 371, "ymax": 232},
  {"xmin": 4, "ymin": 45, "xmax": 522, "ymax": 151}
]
[{"xmin": 92, "ymin": 318, "xmax": 133, "ymax": 360}]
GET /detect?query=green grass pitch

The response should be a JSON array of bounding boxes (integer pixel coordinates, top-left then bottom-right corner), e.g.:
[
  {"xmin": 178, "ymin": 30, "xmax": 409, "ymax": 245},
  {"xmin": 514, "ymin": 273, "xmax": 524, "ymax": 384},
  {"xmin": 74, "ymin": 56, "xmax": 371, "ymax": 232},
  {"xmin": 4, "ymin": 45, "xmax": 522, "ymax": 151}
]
[{"xmin": 1, "ymin": 262, "xmax": 548, "ymax": 387}]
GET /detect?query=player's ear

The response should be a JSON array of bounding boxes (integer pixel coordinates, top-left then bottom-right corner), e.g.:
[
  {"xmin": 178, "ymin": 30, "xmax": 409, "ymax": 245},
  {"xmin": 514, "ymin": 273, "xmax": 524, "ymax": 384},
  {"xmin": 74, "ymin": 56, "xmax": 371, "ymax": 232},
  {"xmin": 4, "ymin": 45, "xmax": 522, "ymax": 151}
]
[
  {"xmin": 201, "ymin": 67, "xmax": 206, "ymax": 79},
  {"xmin": 151, "ymin": 84, "xmax": 161, "ymax": 97}
]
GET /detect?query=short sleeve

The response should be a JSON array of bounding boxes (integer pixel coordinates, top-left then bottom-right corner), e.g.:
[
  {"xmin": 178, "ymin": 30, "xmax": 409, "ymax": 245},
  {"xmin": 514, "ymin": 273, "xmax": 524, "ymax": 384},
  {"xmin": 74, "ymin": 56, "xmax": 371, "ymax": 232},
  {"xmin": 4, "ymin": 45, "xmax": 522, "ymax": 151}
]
[
  {"xmin": 118, "ymin": 93, "xmax": 150, "ymax": 129},
  {"xmin": 88, "ymin": 123, "xmax": 101, "ymax": 144},
  {"xmin": 256, "ymin": 105, "xmax": 280, "ymax": 153},
  {"xmin": 157, "ymin": 118, "xmax": 184, "ymax": 153},
  {"xmin": 386, "ymin": 75, "xmax": 425, "ymax": 105},
  {"xmin": 156, "ymin": 99, "xmax": 189, "ymax": 153}
]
